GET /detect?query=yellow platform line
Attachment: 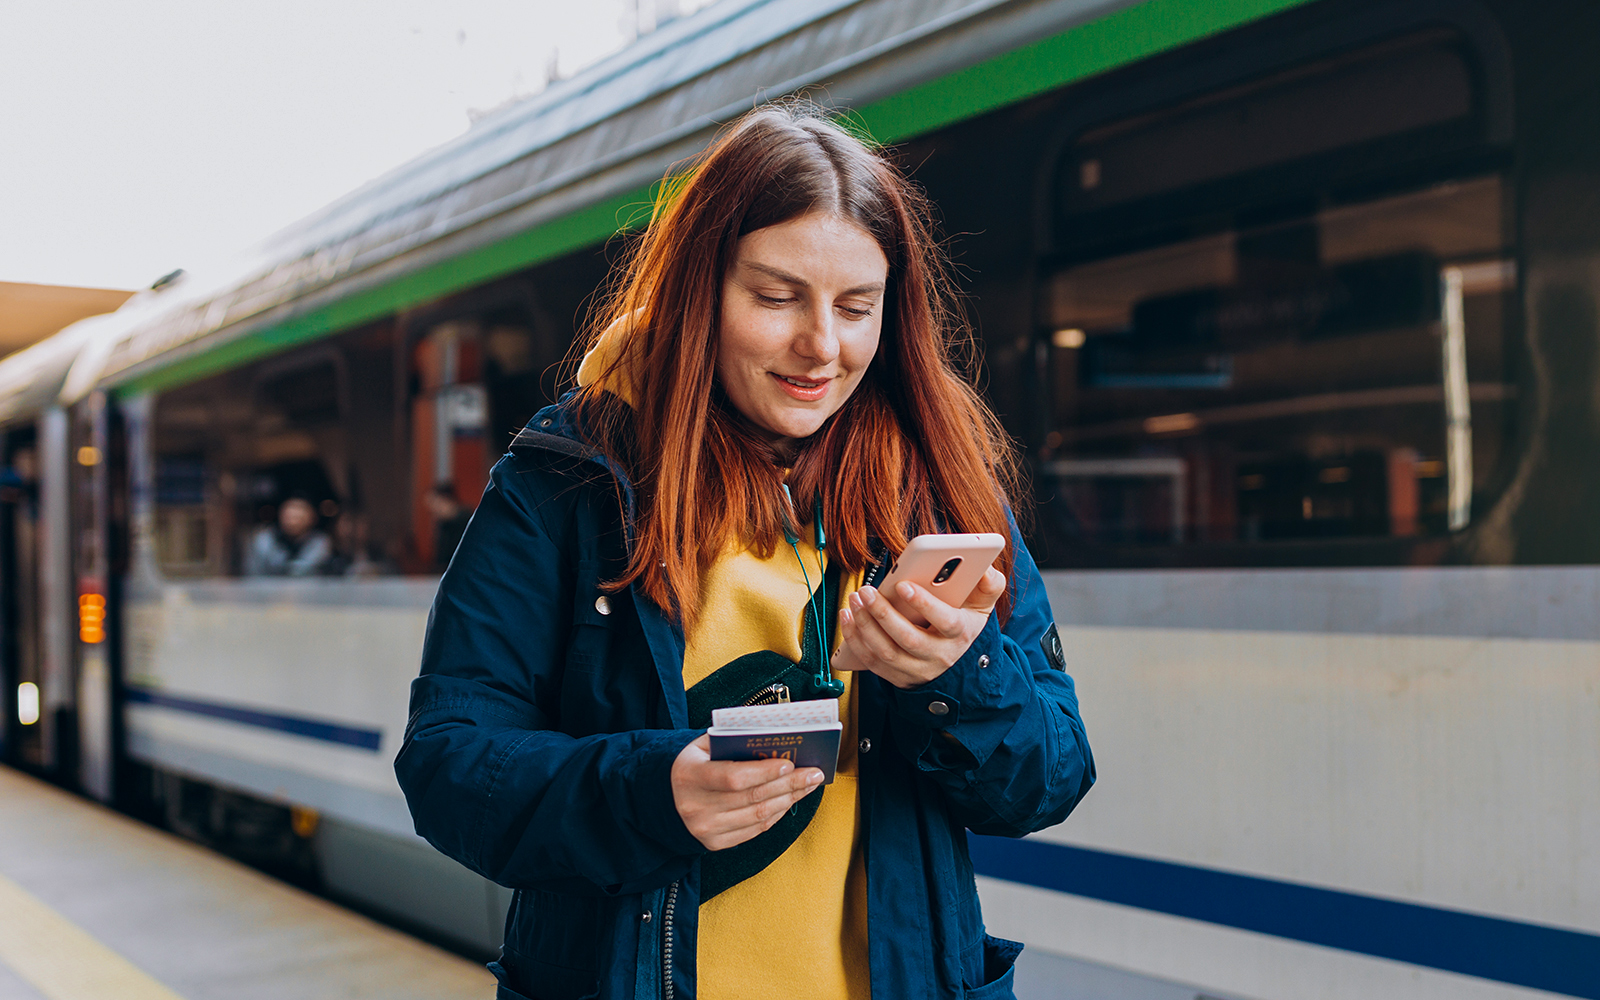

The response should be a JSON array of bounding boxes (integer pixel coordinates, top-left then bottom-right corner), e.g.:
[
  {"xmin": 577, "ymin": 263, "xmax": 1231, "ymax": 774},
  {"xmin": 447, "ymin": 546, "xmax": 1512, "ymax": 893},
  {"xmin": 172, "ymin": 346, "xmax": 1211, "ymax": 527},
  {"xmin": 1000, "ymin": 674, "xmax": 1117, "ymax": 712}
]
[{"xmin": 0, "ymin": 870, "xmax": 187, "ymax": 1000}]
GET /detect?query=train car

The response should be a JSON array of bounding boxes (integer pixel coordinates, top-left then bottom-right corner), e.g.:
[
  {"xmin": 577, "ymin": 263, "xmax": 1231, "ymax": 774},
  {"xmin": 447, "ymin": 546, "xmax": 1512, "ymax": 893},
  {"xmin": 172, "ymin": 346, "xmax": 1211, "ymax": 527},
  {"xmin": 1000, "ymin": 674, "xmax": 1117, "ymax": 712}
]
[{"xmin": 3, "ymin": 0, "xmax": 1597, "ymax": 995}]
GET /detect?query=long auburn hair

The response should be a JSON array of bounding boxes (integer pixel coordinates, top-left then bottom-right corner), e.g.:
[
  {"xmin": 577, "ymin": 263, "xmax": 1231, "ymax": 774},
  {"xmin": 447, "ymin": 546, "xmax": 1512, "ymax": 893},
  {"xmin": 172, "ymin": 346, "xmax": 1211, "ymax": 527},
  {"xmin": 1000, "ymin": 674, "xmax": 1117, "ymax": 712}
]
[{"xmin": 572, "ymin": 100, "xmax": 1019, "ymax": 627}]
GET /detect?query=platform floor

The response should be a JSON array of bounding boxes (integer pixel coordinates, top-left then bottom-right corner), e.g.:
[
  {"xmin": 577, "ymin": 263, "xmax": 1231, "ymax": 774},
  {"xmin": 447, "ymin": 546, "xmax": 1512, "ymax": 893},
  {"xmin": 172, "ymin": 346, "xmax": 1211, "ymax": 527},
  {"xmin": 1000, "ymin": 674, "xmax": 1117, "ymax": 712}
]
[
  {"xmin": 0, "ymin": 763, "xmax": 1228, "ymax": 1000},
  {"xmin": 0, "ymin": 766, "xmax": 494, "ymax": 1000}
]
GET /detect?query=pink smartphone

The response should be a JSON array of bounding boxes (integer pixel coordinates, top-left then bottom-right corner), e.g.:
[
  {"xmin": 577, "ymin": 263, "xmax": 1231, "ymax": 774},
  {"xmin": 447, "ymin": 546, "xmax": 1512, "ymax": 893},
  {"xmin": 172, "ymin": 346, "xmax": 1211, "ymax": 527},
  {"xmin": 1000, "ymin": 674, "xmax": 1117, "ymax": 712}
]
[{"xmin": 876, "ymin": 533, "xmax": 1006, "ymax": 627}]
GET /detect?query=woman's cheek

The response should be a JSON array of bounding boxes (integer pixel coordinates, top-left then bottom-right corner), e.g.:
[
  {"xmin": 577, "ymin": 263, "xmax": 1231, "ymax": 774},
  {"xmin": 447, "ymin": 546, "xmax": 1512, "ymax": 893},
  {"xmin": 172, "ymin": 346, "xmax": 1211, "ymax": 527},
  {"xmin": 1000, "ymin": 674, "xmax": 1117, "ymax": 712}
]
[{"xmin": 849, "ymin": 322, "xmax": 883, "ymax": 370}]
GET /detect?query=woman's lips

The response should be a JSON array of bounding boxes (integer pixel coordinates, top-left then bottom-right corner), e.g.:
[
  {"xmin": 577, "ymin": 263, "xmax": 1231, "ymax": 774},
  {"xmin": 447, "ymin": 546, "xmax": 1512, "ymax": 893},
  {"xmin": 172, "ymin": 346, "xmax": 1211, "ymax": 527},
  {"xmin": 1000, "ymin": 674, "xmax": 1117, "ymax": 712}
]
[{"xmin": 770, "ymin": 372, "xmax": 830, "ymax": 401}]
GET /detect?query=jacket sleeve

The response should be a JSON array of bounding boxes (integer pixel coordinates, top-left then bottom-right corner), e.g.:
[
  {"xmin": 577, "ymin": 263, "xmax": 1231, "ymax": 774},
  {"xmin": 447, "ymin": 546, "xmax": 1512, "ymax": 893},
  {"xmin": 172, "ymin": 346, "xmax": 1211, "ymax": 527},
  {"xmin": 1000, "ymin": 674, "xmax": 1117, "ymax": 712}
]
[
  {"xmin": 394, "ymin": 457, "xmax": 705, "ymax": 895},
  {"xmin": 883, "ymin": 521, "xmax": 1095, "ymax": 837}
]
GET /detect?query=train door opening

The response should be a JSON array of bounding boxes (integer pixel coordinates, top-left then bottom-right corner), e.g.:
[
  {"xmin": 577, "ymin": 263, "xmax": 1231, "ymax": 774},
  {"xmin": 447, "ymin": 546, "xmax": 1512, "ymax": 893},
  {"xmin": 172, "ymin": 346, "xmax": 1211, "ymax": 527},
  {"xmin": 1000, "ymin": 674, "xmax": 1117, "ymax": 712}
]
[
  {"xmin": 0, "ymin": 426, "xmax": 43, "ymax": 767},
  {"xmin": 1, "ymin": 411, "xmax": 80, "ymax": 781}
]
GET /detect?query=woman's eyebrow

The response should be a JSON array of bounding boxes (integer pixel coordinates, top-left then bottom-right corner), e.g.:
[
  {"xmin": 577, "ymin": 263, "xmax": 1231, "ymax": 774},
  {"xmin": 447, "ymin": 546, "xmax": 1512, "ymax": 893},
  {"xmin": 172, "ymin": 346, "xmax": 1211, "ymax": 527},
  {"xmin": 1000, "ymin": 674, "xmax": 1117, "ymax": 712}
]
[{"xmin": 742, "ymin": 260, "xmax": 885, "ymax": 296}]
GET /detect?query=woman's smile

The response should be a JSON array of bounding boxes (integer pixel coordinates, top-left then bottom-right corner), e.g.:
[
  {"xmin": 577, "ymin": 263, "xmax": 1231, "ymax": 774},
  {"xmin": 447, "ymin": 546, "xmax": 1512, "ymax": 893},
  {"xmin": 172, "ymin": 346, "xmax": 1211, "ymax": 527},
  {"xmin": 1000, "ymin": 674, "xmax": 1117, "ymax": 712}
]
[
  {"xmin": 770, "ymin": 372, "xmax": 832, "ymax": 400},
  {"xmin": 717, "ymin": 211, "xmax": 888, "ymax": 451}
]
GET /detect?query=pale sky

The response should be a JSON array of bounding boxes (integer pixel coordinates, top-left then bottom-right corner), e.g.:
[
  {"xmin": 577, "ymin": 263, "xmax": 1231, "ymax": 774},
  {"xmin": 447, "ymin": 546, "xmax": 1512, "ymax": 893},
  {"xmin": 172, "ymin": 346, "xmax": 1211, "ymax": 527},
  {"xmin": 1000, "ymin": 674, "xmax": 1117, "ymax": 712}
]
[{"xmin": 0, "ymin": 1, "xmax": 711, "ymax": 292}]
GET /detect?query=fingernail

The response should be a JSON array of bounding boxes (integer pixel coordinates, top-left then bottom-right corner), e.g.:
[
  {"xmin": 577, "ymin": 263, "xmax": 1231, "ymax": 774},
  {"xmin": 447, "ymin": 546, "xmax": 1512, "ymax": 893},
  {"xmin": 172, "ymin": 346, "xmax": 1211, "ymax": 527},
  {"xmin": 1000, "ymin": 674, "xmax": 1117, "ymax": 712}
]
[
  {"xmin": 861, "ymin": 587, "xmax": 877, "ymax": 605},
  {"xmin": 807, "ymin": 771, "xmax": 823, "ymax": 785},
  {"xmin": 898, "ymin": 581, "xmax": 915, "ymax": 601}
]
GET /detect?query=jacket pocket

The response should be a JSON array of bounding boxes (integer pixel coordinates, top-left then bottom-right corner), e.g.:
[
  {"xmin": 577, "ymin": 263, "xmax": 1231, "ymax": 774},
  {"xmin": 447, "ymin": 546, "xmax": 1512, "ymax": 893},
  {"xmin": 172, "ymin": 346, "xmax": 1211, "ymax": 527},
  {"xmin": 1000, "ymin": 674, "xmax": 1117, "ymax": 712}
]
[
  {"xmin": 491, "ymin": 957, "xmax": 599, "ymax": 1000},
  {"xmin": 964, "ymin": 934, "xmax": 1023, "ymax": 999},
  {"xmin": 499, "ymin": 890, "xmax": 603, "ymax": 1000},
  {"xmin": 488, "ymin": 959, "xmax": 535, "ymax": 999}
]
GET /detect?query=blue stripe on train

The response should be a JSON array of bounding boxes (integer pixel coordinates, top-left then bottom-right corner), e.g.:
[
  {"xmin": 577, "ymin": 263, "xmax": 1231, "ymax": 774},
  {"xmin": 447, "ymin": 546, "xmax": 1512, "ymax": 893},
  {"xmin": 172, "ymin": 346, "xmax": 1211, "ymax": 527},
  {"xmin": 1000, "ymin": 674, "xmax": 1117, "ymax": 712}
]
[
  {"xmin": 970, "ymin": 836, "xmax": 1600, "ymax": 999},
  {"xmin": 125, "ymin": 686, "xmax": 383, "ymax": 751}
]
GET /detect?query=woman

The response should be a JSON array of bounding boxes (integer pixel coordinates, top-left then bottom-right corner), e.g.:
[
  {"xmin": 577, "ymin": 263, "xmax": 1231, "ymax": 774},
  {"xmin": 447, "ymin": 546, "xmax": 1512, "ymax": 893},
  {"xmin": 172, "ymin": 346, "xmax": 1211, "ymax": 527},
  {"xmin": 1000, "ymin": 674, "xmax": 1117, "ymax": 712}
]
[{"xmin": 396, "ymin": 102, "xmax": 1094, "ymax": 1000}]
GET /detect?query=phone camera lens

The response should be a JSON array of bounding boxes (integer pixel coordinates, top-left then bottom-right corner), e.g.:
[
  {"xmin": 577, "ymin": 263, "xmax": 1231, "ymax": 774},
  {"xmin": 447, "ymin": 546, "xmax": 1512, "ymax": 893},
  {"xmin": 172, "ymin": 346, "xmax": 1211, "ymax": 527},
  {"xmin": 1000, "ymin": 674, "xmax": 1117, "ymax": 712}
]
[{"xmin": 932, "ymin": 558, "xmax": 962, "ymax": 585}]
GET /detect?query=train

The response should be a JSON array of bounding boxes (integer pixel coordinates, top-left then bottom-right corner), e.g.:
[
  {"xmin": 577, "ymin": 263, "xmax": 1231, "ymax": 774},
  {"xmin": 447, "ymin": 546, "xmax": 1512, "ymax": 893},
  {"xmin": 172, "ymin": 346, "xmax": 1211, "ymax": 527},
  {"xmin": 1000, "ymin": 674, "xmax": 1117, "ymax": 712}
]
[{"xmin": 3, "ymin": 0, "xmax": 1597, "ymax": 997}]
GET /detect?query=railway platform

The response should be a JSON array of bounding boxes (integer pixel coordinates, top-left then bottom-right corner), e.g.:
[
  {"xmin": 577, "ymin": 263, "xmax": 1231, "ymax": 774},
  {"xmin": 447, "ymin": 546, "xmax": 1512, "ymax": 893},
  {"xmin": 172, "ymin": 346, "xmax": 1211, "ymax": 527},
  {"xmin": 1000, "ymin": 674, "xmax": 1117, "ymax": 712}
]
[
  {"xmin": 0, "ymin": 765, "xmax": 493, "ymax": 1000},
  {"xmin": 0, "ymin": 764, "xmax": 1228, "ymax": 1000}
]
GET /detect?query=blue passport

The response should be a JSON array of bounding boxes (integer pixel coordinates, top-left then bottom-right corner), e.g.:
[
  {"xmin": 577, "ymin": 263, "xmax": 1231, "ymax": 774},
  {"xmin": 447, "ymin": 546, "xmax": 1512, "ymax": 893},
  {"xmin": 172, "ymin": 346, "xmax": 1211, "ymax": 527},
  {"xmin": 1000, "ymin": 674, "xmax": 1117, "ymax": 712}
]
[{"xmin": 707, "ymin": 699, "xmax": 843, "ymax": 783}]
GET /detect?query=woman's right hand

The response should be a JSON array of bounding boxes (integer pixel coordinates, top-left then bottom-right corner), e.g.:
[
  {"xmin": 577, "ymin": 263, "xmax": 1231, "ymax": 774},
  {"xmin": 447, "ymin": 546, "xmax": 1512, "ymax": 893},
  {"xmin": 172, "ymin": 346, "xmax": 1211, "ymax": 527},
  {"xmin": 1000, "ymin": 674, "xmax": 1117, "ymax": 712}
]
[{"xmin": 670, "ymin": 734, "xmax": 824, "ymax": 851}]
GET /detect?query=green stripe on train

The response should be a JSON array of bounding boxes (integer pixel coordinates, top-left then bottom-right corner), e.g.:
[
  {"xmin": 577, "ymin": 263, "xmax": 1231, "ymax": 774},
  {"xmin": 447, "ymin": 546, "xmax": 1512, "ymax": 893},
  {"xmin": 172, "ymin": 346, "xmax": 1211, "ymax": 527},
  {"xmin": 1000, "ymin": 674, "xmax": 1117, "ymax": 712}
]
[
  {"xmin": 118, "ymin": 190, "xmax": 657, "ymax": 396},
  {"xmin": 117, "ymin": 0, "xmax": 1312, "ymax": 397},
  {"xmin": 860, "ymin": 0, "xmax": 1314, "ymax": 142}
]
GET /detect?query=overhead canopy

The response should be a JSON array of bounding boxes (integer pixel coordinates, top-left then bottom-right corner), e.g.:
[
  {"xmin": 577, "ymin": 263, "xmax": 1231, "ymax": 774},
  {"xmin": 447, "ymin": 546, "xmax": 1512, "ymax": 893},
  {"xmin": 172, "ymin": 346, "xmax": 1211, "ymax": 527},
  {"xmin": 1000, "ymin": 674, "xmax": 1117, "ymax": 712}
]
[
  {"xmin": 0, "ymin": 281, "xmax": 132, "ymax": 359},
  {"xmin": 70, "ymin": 0, "xmax": 1310, "ymax": 397}
]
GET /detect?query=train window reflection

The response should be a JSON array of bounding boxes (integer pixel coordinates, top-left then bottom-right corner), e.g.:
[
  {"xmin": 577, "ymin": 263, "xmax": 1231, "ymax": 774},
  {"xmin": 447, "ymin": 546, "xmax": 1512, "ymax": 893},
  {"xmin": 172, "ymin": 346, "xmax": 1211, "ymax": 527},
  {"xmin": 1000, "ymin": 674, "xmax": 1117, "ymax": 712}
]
[{"xmin": 1039, "ymin": 176, "xmax": 1512, "ymax": 563}]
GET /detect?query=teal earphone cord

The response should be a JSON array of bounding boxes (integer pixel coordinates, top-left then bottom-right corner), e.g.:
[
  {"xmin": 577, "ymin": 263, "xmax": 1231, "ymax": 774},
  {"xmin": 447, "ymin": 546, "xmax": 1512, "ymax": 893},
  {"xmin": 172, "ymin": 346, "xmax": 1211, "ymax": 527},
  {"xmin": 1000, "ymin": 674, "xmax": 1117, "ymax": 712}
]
[{"xmin": 781, "ymin": 485, "xmax": 845, "ymax": 697}]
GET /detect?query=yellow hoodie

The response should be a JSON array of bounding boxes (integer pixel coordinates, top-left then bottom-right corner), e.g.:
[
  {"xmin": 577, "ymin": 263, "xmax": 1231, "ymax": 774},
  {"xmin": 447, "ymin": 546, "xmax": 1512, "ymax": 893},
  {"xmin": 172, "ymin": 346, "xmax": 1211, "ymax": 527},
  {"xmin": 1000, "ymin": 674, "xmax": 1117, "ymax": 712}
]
[{"xmin": 577, "ymin": 321, "xmax": 870, "ymax": 999}]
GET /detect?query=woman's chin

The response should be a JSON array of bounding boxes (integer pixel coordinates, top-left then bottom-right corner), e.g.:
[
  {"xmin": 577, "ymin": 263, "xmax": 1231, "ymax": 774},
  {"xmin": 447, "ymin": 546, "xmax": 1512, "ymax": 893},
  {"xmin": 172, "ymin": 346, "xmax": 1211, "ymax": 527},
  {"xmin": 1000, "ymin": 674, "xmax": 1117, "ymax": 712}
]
[{"xmin": 756, "ymin": 412, "xmax": 828, "ymax": 446}]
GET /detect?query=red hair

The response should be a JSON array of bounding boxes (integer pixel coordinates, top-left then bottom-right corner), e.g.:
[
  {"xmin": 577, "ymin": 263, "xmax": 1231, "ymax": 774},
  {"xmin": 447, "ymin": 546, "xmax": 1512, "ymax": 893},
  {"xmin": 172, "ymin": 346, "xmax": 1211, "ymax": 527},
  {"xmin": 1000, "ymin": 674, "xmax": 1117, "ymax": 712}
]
[{"xmin": 573, "ymin": 101, "xmax": 1018, "ymax": 626}]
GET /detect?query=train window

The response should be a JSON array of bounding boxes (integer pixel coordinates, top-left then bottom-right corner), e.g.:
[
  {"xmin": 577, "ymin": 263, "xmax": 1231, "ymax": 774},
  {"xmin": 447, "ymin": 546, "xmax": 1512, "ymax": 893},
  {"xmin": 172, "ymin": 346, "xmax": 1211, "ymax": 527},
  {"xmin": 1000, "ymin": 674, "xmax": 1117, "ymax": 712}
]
[
  {"xmin": 1030, "ymin": 23, "xmax": 1514, "ymax": 567},
  {"xmin": 149, "ymin": 324, "xmax": 408, "ymax": 578},
  {"xmin": 1038, "ymin": 175, "xmax": 1512, "ymax": 565},
  {"xmin": 145, "ymin": 266, "xmax": 584, "ymax": 580}
]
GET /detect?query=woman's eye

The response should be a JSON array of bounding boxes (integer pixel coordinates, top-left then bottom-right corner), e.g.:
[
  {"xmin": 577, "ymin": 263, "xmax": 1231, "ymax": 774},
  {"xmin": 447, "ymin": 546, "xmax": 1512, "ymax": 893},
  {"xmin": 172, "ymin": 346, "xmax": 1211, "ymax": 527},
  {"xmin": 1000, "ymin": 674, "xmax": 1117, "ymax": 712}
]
[
  {"xmin": 839, "ymin": 305, "xmax": 874, "ymax": 319},
  {"xmin": 755, "ymin": 293, "xmax": 796, "ymax": 306}
]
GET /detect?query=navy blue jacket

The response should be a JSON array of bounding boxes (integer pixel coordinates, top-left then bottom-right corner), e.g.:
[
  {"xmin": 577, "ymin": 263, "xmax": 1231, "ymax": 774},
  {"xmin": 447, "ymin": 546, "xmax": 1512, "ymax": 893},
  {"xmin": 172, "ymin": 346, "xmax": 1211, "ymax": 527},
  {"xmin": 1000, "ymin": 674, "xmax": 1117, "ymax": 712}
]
[{"xmin": 395, "ymin": 399, "xmax": 1095, "ymax": 1000}]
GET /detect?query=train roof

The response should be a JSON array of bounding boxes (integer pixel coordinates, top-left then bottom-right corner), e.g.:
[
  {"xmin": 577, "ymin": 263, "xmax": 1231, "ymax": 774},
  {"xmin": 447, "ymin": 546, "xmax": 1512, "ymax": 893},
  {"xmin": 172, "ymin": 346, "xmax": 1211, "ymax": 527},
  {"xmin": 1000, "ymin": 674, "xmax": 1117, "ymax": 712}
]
[
  {"xmin": 21, "ymin": 0, "xmax": 1306, "ymax": 407},
  {"xmin": 0, "ymin": 314, "xmax": 111, "ymax": 428}
]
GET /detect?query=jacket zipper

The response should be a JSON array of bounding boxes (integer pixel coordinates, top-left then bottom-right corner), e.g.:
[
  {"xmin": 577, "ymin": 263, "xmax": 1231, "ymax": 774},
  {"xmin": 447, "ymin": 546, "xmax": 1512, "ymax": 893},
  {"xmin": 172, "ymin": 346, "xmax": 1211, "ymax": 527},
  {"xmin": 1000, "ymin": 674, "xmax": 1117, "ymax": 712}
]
[
  {"xmin": 739, "ymin": 683, "xmax": 790, "ymax": 707},
  {"xmin": 662, "ymin": 689, "xmax": 782, "ymax": 998},
  {"xmin": 661, "ymin": 880, "xmax": 680, "ymax": 1000}
]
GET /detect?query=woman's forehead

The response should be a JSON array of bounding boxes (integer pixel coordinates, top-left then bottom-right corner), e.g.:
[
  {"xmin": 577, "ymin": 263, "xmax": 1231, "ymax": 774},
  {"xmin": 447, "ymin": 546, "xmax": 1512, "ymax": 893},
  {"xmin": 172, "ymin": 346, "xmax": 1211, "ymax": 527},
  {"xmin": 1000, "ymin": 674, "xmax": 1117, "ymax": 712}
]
[{"xmin": 732, "ymin": 213, "xmax": 887, "ymax": 286}]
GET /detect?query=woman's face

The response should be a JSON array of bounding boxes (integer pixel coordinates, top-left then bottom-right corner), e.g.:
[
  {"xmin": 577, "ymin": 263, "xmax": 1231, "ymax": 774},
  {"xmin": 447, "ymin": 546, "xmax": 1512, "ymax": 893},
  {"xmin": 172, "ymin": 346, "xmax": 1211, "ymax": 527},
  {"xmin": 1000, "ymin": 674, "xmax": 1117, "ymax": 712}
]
[{"xmin": 717, "ymin": 212, "xmax": 888, "ymax": 455}]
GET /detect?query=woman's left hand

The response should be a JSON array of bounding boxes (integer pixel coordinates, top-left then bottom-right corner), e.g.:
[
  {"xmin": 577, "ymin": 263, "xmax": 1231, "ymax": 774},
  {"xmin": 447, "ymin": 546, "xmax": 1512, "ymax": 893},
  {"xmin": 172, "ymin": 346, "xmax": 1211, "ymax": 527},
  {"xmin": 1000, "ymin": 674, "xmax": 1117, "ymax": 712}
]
[{"xmin": 830, "ymin": 567, "xmax": 1006, "ymax": 689}]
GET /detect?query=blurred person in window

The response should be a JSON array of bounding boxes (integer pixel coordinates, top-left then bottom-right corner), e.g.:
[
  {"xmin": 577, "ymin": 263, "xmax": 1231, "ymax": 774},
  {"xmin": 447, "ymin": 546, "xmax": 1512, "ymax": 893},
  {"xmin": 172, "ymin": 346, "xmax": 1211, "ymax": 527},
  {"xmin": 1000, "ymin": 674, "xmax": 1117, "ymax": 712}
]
[
  {"xmin": 425, "ymin": 482, "xmax": 471, "ymax": 572},
  {"xmin": 244, "ymin": 494, "xmax": 330, "ymax": 576},
  {"xmin": 323, "ymin": 509, "xmax": 394, "ymax": 577}
]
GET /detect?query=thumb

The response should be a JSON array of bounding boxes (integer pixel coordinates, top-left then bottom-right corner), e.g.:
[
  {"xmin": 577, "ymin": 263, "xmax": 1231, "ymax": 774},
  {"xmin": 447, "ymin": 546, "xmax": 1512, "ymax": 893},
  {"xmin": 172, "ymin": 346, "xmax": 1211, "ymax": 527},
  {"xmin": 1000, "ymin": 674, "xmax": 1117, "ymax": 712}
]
[{"xmin": 963, "ymin": 566, "xmax": 1006, "ymax": 612}]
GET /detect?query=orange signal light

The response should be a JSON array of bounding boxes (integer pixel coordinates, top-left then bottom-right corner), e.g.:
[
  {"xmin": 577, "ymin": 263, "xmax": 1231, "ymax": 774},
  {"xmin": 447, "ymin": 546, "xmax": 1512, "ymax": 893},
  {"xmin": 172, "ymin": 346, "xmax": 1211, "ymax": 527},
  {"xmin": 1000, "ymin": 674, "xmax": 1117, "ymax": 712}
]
[{"xmin": 79, "ymin": 593, "xmax": 106, "ymax": 643}]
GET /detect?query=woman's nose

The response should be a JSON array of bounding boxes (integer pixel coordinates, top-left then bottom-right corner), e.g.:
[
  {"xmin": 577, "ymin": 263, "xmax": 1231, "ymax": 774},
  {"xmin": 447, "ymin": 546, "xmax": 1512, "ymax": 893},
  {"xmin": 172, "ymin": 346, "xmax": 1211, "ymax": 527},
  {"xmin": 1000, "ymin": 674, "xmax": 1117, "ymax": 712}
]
[{"xmin": 794, "ymin": 308, "xmax": 839, "ymax": 364}]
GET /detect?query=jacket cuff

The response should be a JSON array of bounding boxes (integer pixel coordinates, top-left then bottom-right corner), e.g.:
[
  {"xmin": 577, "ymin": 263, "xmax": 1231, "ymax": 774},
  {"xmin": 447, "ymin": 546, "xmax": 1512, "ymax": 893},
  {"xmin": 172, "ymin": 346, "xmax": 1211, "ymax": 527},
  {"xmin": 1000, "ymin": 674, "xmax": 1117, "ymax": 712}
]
[
  {"xmin": 887, "ymin": 614, "xmax": 1022, "ymax": 771},
  {"xmin": 629, "ymin": 730, "xmax": 709, "ymax": 857}
]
